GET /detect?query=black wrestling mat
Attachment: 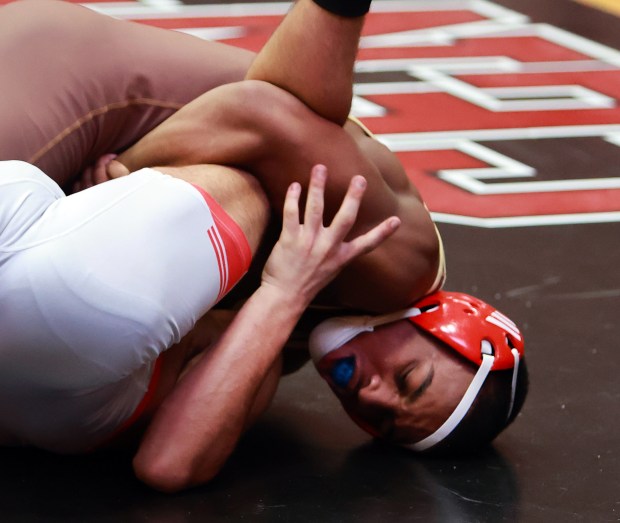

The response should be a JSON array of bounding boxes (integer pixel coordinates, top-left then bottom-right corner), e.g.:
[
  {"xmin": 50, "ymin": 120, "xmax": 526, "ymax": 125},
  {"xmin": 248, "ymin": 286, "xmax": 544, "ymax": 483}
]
[{"xmin": 1, "ymin": 0, "xmax": 618, "ymax": 521}]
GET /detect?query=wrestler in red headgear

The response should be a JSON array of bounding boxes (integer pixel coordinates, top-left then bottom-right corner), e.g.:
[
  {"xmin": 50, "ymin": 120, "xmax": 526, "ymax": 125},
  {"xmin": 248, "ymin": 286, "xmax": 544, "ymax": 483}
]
[{"xmin": 310, "ymin": 291, "xmax": 528, "ymax": 452}]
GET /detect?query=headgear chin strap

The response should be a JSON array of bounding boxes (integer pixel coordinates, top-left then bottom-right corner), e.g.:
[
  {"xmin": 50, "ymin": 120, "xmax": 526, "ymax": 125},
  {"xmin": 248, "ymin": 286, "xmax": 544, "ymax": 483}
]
[
  {"xmin": 309, "ymin": 291, "xmax": 525, "ymax": 451},
  {"xmin": 407, "ymin": 346, "xmax": 521, "ymax": 451}
]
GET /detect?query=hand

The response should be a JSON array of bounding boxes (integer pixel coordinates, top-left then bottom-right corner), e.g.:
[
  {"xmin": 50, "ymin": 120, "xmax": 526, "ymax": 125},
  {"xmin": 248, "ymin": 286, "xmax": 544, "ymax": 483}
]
[
  {"xmin": 261, "ymin": 164, "xmax": 401, "ymax": 307},
  {"xmin": 71, "ymin": 154, "xmax": 130, "ymax": 193},
  {"xmin": 71, "ymin": 153, "xmax": 117, "ymax": 193}
]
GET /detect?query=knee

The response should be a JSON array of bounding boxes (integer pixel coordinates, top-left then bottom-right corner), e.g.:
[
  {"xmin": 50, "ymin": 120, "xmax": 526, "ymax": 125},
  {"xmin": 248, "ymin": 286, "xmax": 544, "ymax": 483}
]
[
  {"xmin": 173, "ymin": 80, "xmax": 309, "ymax": 165},
  {"xmin": 226, "ymin": 80, "xmax": 297, "ymax": 113}
]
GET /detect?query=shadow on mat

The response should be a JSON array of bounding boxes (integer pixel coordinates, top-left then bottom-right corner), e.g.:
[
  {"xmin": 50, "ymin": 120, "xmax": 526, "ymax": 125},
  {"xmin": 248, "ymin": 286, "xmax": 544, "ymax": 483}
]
[{"xmin": 0, "ymin": 420, "xmax": 520, "ymax": 522}]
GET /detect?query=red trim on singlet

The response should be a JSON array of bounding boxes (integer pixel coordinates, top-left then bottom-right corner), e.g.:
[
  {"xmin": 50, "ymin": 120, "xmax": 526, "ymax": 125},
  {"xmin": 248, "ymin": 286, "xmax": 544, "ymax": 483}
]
[{"xmin": 190, "ymin": 183, "xmax": 252, "ymax": 301}]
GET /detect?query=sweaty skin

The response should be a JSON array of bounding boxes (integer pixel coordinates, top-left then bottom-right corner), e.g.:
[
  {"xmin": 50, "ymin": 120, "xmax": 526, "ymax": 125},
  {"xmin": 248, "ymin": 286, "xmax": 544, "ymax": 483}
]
[{"xmin": 112, "ymin": 82, "xmax": 439, "ymax": 313}]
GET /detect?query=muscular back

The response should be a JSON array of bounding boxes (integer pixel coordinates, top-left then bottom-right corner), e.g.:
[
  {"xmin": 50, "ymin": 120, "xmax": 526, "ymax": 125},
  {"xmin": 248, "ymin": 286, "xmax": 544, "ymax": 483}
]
[{"xmin": 327, "ymin": 120, "xmax": 440, "ymax": 311}]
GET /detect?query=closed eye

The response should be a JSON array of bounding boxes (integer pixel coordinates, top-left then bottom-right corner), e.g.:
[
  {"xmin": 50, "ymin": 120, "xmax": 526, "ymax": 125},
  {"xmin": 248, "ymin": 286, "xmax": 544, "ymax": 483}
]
[
  {"xmin": 405, "ymin": 365, "xmax": 434, "ymax": 404},
  {"xmin": 396, "ymin": 362, "xmax": 418, "ymax": 394}
]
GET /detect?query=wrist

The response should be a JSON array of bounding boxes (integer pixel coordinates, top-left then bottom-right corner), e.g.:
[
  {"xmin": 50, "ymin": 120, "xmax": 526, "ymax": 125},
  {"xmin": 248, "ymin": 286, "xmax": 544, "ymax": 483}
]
[{"xmin": 256, "ymin": 282, "xmax": 310, "ymax": 318}]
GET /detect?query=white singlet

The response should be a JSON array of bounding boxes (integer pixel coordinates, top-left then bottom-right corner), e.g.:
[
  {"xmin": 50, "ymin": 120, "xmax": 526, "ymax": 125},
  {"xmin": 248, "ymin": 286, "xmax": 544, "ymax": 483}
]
[{"xmin": 0, "ymin": 161, "xmax": 251, "ymax": 453}]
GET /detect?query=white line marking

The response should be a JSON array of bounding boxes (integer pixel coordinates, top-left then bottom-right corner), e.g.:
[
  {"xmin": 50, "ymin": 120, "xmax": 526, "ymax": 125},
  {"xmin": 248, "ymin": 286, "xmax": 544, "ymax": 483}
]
[{"xmin": 431, "ymin": 212, "xmax": 620, "ymax": 228}]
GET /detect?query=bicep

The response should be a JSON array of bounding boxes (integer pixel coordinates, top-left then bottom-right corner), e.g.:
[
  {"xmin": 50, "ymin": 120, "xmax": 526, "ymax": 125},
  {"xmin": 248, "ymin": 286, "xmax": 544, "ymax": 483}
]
[{"xmin": 116, "ymin": 81, "xmax": 440, "ymax": 310}]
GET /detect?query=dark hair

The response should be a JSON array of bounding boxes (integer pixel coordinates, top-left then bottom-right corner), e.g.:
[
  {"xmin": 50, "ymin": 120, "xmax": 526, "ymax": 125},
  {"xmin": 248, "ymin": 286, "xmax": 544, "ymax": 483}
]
[{"xmin": 425, "ymin": 358, "xmax": 529, "ymax": 456}]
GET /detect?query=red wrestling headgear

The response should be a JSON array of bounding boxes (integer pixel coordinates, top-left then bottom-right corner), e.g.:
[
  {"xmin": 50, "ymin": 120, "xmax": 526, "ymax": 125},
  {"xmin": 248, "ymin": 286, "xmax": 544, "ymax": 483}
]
[
  {"xmin": 309, "ymin": 291, "xmax": 525, "ymax": 451},
  {"xmin": 408, "ymin": 291, "xmax": 524, "ymax": 370},
  {"xmin": 405, "ymin": 291, "xmax": 524, "ymax": 450}
]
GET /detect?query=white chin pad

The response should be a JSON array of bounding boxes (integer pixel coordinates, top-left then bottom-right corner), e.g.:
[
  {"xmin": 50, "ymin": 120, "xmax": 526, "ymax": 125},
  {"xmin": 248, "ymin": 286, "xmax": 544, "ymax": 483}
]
[
  {"xmin": 308, "ymin": 307, "xmax": 422, "ymax": 364},
  {"xmin": 308, "ymin": 315, "xmax": 375, "ymax": 364}
]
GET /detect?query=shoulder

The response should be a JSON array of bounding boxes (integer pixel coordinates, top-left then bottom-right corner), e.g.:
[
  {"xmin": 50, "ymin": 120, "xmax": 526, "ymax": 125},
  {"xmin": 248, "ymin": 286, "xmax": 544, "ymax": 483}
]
[{"xmin": 331, "ymin": 121, "xmax": 440, "ymax": 311}]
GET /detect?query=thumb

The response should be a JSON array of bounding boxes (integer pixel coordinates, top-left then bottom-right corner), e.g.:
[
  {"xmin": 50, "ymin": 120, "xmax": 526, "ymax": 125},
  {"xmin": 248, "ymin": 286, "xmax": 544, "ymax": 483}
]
[{"xmin": 107, "ymin": 159, "xmax": 131, "ymax": 179}]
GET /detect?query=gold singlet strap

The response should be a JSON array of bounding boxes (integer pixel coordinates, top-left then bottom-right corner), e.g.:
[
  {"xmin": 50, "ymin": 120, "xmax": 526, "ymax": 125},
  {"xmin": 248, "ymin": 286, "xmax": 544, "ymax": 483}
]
[
  {"xmin": 427, "ymin": 223, "xmax": 447, "ymax": 294},
  {"xmin": 347, "ymin": 115, "xmax": 376, "ymax": 138},
  {"xmin": 348, "ymin": 116, "xmax": 447, "ymax": 295}
]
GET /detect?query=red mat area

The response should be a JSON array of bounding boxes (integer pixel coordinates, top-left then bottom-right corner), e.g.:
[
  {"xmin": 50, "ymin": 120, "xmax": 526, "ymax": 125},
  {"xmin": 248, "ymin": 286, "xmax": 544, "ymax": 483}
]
[{"xmin": 4, "ymin": 0, "xmax": 617, "ymax": 224}]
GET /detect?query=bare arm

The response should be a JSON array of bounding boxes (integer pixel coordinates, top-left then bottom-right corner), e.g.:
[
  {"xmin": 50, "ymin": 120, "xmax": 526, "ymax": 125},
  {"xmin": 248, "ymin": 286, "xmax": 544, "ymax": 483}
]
[
  {"xmin": 133, "ymin": 286, "xmax": 301, "ymax": 492},
  {"xmin": 132, "ymin": 166, "xmax": 400, "ymax": 492}
]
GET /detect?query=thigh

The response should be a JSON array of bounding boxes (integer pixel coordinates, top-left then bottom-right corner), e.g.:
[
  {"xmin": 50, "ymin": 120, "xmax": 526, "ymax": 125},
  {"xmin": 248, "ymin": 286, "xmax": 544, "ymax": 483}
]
[
  {"xmin": 0, "ymin": 0, "xmax": 254, "ymax": 187},
  {"xmin": 0, "ymin": 167, "xmax": 247, "ymax": 388}
]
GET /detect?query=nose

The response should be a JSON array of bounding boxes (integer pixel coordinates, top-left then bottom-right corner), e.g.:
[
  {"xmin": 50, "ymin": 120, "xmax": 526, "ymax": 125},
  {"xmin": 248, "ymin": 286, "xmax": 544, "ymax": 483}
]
[{"xmin": 357, "ymin": 374, "xmax": 398, "ymax": 410}]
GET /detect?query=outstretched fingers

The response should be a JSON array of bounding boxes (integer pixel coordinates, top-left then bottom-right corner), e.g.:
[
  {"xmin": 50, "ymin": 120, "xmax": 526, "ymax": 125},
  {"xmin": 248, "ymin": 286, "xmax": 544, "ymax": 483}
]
[
  {"xmin": 303, "ymin": 164, "xmax": 328, "ymax": 232},
  {"xmin": 262, "ymin": 164, "xmax": 400, "ymax": 307},
  {"xmin": 328, "ymin": 174, "xmax": 368, "ymax": 243},
  {"xmin": 282, "ymin": 181, "xmax": 302, "ymax": 237},
  {"xmin": 328, "ymin": 174, "xmax": 401, "ymax": 259},
  {"xmin": 346, "ymin": 215, "xmax": 401, "ymax": 259}
]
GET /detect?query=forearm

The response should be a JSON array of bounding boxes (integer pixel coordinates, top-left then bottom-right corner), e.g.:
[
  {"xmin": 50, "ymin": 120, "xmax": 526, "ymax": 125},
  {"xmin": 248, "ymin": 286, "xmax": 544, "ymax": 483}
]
[{"xmin": 133, "ymin": 285, "xmax": 305, "ymax": 493}]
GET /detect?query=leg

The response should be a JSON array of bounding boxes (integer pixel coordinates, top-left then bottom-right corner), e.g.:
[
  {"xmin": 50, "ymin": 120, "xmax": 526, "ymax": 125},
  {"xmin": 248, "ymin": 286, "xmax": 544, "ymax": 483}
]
[
  {"xmin": 152, "ymin": 163, "xmax": 269, "ymax": 254},
  {"xmin": 0, "ymin": 0, "xmax": 253, "ymax": 187},
  {"xmin": 0, "ymin": 160, "xmax": 268, "ymax": 453},
  {"xmin": 245, "ymin": 0, "xmax": 366, "ymax": 125}
]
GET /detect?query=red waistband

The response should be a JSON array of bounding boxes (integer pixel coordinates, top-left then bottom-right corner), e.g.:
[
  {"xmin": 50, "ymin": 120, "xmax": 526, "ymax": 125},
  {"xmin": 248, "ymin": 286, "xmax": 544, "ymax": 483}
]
[{"xmin": 191, "ymin": 183, "xmax": 252, "ymax": 301}]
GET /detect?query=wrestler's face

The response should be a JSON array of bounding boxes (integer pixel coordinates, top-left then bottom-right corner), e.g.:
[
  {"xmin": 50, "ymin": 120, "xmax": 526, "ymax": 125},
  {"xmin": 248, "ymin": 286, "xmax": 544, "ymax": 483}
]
[{"xmin": 315, "ymin": 320, "xmax": 476, "ymax": 444}]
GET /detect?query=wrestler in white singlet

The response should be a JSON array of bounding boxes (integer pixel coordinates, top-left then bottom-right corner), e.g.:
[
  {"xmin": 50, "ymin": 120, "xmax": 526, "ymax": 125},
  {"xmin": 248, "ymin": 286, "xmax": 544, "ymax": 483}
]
[{"xmin": 0, "ymin": 161, "xmax": 250, "ymax": 453}]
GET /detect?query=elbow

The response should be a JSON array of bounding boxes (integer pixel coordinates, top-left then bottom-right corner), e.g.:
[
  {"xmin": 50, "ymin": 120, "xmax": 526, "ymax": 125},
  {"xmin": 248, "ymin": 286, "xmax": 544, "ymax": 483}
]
[
  {"xmin": 133, "ymin": 451, "xmax": 218, "ymax": 494},
  {"xmin": 133, "ymin": 453, "xmax": 191, "ymax": 493}
]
